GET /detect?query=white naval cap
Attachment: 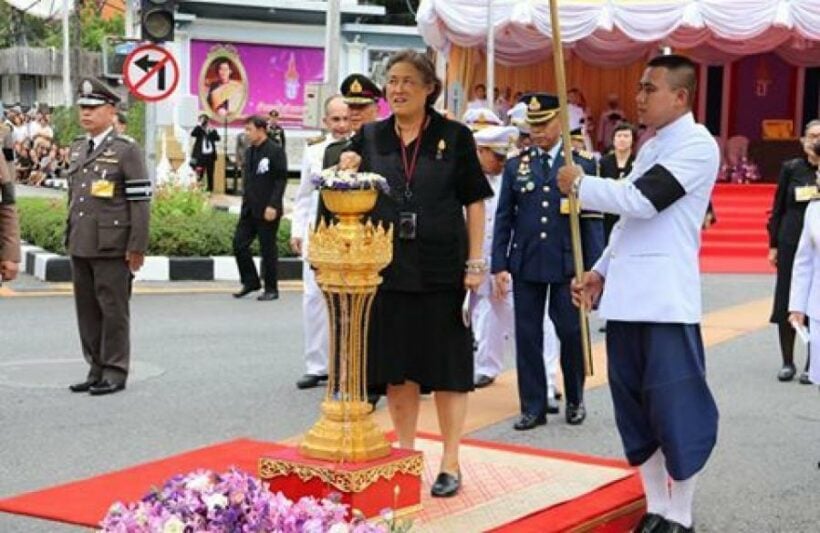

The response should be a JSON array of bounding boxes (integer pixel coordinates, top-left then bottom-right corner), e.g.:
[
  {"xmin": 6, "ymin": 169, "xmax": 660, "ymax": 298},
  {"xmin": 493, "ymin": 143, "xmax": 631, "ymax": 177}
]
[
  {"xmin": 506, "ymin": 102, "xmax": 530, "ymax": 134},
  {"xmin": 462, "ymin": 107, "xmax": 502, "ymax": 131},
  {"xmin": 473, "ymin": 125, "xmax": 519, "ymax": 156}
]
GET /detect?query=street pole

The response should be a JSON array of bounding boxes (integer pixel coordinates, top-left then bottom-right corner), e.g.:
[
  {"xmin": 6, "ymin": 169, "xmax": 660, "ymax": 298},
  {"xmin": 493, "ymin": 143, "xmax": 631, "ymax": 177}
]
[
  {"xmin": 61, "ymin": 0, "xmax": 71, "ymax": 106},
  {"xmin": 324, "ymin": 0, "xmax": 341, "ymax": 89},
  {"xmin": 486, "ymin": 0, "xmax": 494, "ymax": 111}
]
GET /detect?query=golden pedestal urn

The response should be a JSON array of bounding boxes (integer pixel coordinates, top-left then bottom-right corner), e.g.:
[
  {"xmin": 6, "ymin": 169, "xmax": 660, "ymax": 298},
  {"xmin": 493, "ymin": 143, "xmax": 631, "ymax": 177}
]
[{"xmin": 299, "ymin": 188, "xmax": 394, "ymax": 462}]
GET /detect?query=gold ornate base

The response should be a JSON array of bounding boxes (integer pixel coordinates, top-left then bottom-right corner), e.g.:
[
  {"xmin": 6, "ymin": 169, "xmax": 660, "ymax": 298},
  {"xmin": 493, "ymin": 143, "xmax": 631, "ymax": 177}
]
[{"xmin": 299, "ymin": 400, "xmax": 391, "ymax": 462}]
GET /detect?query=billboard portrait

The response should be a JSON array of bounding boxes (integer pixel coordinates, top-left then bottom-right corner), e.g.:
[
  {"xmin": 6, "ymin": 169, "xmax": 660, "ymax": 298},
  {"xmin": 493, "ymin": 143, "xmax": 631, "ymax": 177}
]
[
  {"xmin": 191, "ymin": 40, "xmax": 325, "ymax": 127},
  {"xmin": 198, "ymin": 45, "xmax": 249, "ymax": 121}
]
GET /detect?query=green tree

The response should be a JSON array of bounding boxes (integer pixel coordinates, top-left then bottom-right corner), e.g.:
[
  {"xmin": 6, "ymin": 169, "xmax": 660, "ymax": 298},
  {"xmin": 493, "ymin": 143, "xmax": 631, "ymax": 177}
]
[{"xmin": 0, "ymin": 1, "xmax": 123, "ymax": 52}]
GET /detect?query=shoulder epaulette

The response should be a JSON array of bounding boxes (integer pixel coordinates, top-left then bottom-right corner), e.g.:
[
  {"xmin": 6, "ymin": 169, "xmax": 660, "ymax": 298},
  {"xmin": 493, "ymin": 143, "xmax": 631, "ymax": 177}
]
[
  {"xmin": 574, "ymin": 149, "xmax": 594, "ymax": 160},
  {"xmin": 306, "ymin": 135, "xmax": 325, "ymax": 146},
  {"xmin": 114, "ymin": 134, "xmax": 136, "ymax": 144}
]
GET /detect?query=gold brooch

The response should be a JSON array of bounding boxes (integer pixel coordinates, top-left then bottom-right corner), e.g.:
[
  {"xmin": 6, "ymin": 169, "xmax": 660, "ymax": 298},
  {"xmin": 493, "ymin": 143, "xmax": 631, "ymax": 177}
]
[{"xmin": 436, "ymin": 139, "xmax": 446, "ymax": 160}]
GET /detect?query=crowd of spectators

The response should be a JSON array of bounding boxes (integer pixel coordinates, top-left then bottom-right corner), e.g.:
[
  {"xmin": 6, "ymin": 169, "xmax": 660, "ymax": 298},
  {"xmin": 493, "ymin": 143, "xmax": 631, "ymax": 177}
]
[{"xmin": 4, "ymin": 106, "xmax": 70, "ymax": 189}]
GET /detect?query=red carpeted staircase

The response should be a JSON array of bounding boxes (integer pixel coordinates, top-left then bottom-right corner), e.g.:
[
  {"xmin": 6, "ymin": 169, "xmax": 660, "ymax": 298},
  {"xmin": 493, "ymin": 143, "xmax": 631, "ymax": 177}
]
[{"xmin": 700, "ymin": 183, "xmax": 776, "ymax": 274}]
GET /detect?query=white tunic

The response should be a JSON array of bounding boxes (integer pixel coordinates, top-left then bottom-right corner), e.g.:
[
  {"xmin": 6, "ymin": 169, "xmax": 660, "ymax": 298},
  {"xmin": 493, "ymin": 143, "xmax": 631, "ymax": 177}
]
[
  {"xmin": 789, "ymin": 201, "xmax": 820, "ymax": 384},
  {"xmin": 578, "ymin": 112, "xmax": 719, "ymax": 324}
]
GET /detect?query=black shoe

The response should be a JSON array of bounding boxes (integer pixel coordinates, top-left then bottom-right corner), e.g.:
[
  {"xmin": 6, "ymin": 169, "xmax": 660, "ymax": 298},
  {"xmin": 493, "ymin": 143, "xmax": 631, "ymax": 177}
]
[
  {"xmin": 799, "ymin": 371, "xmax": 812, "ymax": 385},
  {"xmin": 777, "ymin": 364, "xmax": 796, "ymax": 382},
  {"xmin": 546, "ymin": 396, "xmax": 560, "ymax": 414},
  {"xmin": 88, "ymin": 380, "xmax": 126, "ymax": 396},
  {"xmin": 430, "ymin": 471, "xmax": 461, "ymax": 497},
  {"xmin": 296, "ymin": 374, "xmax": 328, "ymax": 389},
  {"xmin": 566, "ymin": 403, "xmax": 587, "ymax": 425},
  {"xmin": 474, "ymin": 374, "xmax": 495, "ymax": 388},
  {"xmin": 367, "ymin": 394, "xmax": 380, "ymax": 408},
  {"xmin": 69, "ymin": 379, "xmax": 99, "ymax": 393},
  {"xmin": 633, "ymin": 512, "xmax": 668, "ymax": 533},
  {"xmin": 233, "ymin": 285, "xmax": 260, "ymax": 298},
  {"xmin": 513, "ymin": 413, "xmax": 546, "ymax": 431},
  {"xmin": 664, "ymin": 519, "xmax": 694, "ymax": 533},
  {"xmin": 257, "ymin": 291, "xmax": 279, "ymax": 301}
]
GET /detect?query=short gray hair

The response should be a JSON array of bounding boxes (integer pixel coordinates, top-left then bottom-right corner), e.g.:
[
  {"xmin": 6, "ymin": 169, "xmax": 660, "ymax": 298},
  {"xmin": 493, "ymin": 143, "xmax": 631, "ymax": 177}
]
[{"xmin": 804, "ymin": 119, "xmax": 820, "ymax": 135}]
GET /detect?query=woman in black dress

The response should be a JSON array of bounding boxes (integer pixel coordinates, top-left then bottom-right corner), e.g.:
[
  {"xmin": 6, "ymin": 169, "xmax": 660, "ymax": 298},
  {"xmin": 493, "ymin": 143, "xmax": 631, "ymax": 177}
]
[
  {"xmin": 598, "ymin": 122, "xmax": 637, "ymax": 243},
  {"xmin": 339, "ymin": 50, "xmax": 491, "ymax": 497},
  {"xmin": 768, "ymin": 119, "xmax": 820, "ymax": 383}
]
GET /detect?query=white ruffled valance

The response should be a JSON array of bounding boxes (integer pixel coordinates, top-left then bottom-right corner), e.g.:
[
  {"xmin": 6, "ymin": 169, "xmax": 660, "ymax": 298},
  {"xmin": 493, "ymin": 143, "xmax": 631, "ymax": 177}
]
[{"xmin": 417, "ymin": 0, "xmax": 820, "ymax": 67}]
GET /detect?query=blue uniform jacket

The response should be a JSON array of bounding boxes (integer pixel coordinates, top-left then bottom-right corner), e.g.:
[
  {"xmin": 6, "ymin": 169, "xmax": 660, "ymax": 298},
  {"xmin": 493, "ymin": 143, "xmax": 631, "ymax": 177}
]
[{"xmin": 491, "ymin": 146, "xmax": 604, "ymax": 283}]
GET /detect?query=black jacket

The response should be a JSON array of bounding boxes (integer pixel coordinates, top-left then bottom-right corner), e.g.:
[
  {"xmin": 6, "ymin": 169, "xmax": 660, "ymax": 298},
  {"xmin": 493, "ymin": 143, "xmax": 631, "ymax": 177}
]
[
  {"xmin": 599, "ymin": 152, "xmax": 634, "ymax": 180},
  {"xmin": 767, "ymin": 157, "xmax": 817, "ymax": 248},
  {"xmin": 241, "ymin": 138, "xmax": 288, "ymax": 220},
  {"xmin": 190, "ymin": 125, "xmax": 220, "ymax": 162}
]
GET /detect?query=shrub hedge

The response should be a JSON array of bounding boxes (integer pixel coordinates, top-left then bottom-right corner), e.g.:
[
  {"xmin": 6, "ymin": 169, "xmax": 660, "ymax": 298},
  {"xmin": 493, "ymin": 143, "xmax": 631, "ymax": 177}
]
[{"xmin": 17, "ymin": 186, "xmax": 295, "ymax": 258}]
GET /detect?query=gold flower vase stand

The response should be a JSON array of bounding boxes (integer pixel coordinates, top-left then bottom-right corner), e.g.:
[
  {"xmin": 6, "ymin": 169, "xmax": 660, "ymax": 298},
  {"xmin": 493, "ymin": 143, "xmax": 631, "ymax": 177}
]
[{"xmin": 259, "ymin": 188, "xmax": 423, "ymax": 518}]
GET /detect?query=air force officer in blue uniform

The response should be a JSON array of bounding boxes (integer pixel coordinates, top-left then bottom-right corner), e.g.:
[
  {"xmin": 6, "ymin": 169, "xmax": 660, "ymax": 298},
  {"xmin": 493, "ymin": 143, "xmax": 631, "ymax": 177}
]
[
  {"xmin": 558, "ymin": 55, "xmax": 719, "ymax": 533},
  {"xmin": 492, "ymin": 93, "xmax": 604, "ymax": 430}
]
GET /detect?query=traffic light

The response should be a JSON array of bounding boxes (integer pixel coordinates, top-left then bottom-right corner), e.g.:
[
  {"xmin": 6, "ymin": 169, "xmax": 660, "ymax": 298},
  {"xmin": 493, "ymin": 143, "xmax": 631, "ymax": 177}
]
[{"xmin": 141, "ymin": 0, "xmax": 176, "ymax": 42}]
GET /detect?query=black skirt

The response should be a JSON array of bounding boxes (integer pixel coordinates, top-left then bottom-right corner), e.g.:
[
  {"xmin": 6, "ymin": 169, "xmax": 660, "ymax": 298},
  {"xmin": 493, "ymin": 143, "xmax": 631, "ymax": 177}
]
[
  {"xmin": 367, "ymin": 289, "xmax": 474, "ymax": 394},
  {"xmin": 770, "ymin": 243, "xmax": 798, "ymax": 323}
]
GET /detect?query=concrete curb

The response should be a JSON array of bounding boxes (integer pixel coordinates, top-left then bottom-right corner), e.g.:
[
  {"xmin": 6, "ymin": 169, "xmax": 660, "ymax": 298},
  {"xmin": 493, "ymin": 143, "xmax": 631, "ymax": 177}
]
[{"xmin": 20, "ymin": 244, "xmax": 303, "ymax": 283}]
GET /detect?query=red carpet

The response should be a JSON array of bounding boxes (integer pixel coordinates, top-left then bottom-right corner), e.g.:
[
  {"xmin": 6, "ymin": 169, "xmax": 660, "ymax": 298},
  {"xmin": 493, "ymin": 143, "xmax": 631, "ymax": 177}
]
[
  {"xmin": 0, "ymin": 439, "xmax": 285, "ymax": 528},
  {"xmin": 0, "ymin": 436, "xmax": 643, "ymax": 532},
  {"xmin": 700, "ymin": 183, "xmax": 776, "ymax": 274}
]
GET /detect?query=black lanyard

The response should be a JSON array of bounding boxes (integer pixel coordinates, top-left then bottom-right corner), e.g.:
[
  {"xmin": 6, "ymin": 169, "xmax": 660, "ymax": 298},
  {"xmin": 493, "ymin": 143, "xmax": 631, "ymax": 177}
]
[{"xmin": 398, "ymin": 117, "xmax": 428, "ymax": 200}]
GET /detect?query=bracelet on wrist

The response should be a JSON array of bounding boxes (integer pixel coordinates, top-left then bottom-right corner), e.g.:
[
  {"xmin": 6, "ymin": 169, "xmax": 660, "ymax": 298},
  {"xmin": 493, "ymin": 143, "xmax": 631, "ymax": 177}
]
[{"xmin": 465, "ymin": 258, "xmax": 488, "ymax": 274}]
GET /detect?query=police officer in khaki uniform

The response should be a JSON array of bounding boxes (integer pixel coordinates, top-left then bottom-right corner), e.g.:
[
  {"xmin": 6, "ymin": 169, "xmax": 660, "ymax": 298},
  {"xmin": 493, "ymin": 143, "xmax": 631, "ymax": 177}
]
[
  {"xmin": 66, "ymin": 78, "xmax": 152, "ymax": 396},
  {"xmin": 0, "ymin": 116, "xmax": 20, "ymax": 281}
]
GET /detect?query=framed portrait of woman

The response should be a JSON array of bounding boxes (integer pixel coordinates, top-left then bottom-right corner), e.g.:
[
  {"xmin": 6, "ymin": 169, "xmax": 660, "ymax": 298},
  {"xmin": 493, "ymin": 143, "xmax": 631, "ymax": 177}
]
[{"xmin": 198, "ymin": 45, "xmax": 248, "ymax": 121}]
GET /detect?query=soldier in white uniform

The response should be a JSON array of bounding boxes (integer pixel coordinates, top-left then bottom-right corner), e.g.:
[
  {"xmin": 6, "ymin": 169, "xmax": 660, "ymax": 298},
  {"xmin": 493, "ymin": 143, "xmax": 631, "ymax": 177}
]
[
  {"xmin": 292, "ymin": 95, "xmax": 351, "ymax": 389},
  {"xmin": 470, "ymin": 124, "xmax": 562, "ymax": 411},
  {"xmin": 789, "ymin": 193, "xmax": 820, "ymax": 385},
  {"xmin": 559, "ymin": 55, "xmax": 719, "ymax": 533}
]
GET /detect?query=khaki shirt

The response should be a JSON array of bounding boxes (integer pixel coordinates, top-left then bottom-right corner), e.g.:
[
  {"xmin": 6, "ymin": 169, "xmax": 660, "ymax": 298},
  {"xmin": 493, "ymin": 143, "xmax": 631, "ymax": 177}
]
[
  {"xmin": 0, "ymin": 121, "xmax": 19, "ymax": 263},
  {"xmin": 65, "ymin": 130, "xmax": 152, "ymax": 258}
]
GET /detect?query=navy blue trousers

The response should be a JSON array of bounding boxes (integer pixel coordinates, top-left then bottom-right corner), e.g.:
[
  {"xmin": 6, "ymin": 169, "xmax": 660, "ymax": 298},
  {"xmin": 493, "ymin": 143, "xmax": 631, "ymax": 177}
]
[
  {"xmin": 513, "ymin": 279, "xmax": 586, "ymax": 416},
  {"xmin": 606, "ymin": 321, "xmax": 719, "ymax": 480}
]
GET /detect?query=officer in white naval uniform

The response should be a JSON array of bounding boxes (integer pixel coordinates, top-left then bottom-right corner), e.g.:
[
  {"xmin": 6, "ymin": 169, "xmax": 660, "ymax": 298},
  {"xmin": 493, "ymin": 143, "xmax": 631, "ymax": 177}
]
[
  {"xmin": 469, "ymin": 123, "xmax": 562, "ymax": 410},
  {"xmin": 559, "ymin": 55, "xmax": 719, "ymax": 533},
  {"xmin": 789, "ymin": 193, "xmax": 820, "ymax": 385},
  {"xmin": 292, "ymin": 95, "xmax": 350, "ymax": 389}
]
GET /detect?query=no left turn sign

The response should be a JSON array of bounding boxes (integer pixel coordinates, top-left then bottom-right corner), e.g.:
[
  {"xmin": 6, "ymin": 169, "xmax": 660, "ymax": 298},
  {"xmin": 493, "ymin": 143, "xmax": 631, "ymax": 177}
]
[{"xmin": 123, "ymin": 44, "xmax": 180, "ymax": 102}]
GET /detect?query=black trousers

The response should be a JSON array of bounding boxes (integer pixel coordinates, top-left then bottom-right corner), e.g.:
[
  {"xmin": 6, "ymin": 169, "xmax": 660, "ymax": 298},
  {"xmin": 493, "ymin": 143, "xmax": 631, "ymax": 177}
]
[
  {"xmin": 233, "ymin": 215, "xmax": 279, "ymax": 292},
  {"xmin": 199, "ymin": 154, "xmax": 216, "ymax": 191}
]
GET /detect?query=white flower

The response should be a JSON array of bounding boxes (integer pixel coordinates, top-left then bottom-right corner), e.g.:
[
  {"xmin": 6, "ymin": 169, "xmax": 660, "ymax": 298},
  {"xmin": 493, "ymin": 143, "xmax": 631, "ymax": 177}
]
[
  {"xmin": 204, "ymin": 493, "xmax": 229, "ymax": 511},
  {"xmin": 327, "ymin": 524, "xmax": 350, "ymax": 533},
  {"xmin": 186, "ymin": 473, "xmax": 212, "ymax": 491},
  {"xmin": 162, "ymin": 517, "xmax": 185, "ymax": 533}
]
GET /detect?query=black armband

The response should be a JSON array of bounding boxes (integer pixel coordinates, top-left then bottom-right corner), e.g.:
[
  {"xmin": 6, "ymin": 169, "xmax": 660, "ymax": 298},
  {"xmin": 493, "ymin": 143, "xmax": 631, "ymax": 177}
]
[
  {"xmin": 125, "ymin": 179, "xmax": 153, "ymax": 201},
  {"xmin": 0, "ymin": 181, "xmax": 16, "ymax": 205},
  {"xmin": 2, "ymin": 147, "xmax": 13, "ymax": 162},
  {"xmin": 633, "ymin": 164, "xmax": 685, "ymax": 212}
]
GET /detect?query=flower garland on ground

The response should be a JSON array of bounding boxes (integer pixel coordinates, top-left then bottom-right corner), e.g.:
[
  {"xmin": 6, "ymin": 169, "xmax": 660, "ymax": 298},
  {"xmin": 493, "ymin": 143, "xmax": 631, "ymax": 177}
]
[
  {"xmin": 312, "ymin": 169, "xmax": 390, "ymax": 193},
  {"xmin": 99, "ymin": 468, "xmax": 410, "ymax": 532}
]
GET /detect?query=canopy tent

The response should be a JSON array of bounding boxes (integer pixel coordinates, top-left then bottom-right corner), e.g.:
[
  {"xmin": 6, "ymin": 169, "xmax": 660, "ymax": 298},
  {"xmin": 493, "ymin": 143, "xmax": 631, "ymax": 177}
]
[{"xmin": 417, "ymin": 0, "xmax": 820, "ymax": 67}]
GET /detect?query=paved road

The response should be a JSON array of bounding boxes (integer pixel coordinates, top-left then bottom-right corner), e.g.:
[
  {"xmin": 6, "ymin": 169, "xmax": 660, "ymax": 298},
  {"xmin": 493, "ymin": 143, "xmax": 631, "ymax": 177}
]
[{"xmin": 0, "ymin": 274, "xmax": 817, "ymax": 532}]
